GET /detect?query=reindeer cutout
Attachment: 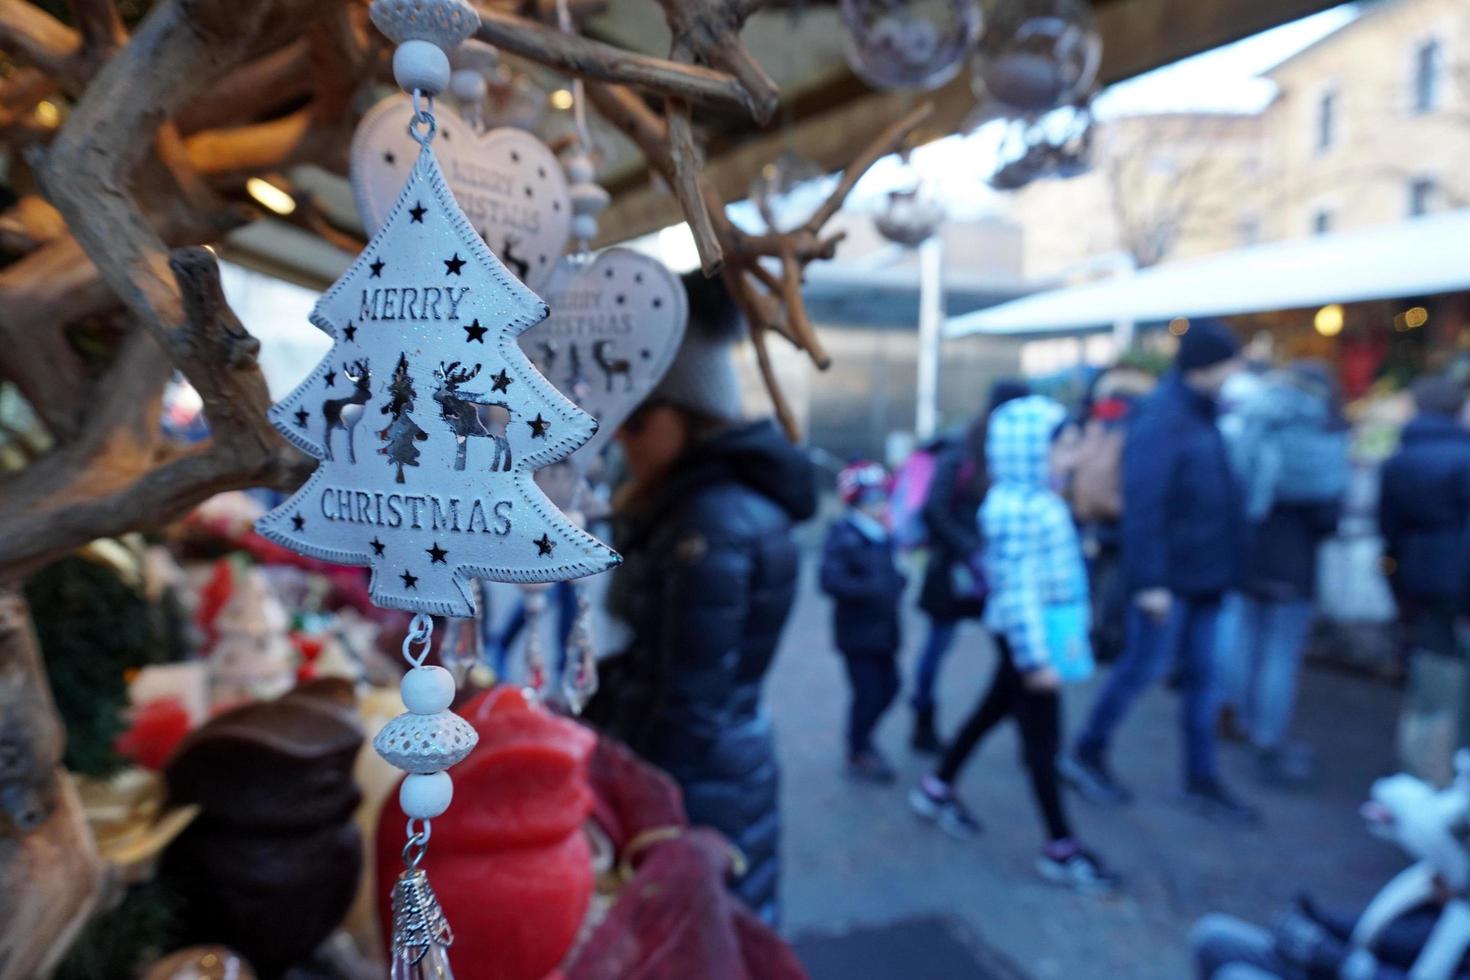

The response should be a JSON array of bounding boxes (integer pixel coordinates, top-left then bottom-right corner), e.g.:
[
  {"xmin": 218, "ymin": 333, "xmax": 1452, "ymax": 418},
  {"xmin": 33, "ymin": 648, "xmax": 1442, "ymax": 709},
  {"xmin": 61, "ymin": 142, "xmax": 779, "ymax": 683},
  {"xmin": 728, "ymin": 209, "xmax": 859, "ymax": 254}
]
[
  {"xmin": 434, "ymin": 362, "xmax": 513, "ymax": 472},
  {"xmin": 322, "ymin": 359, "xmax": 371, "ymax": 463},
  {"xmin": 592, "ymin": 340, "xmax": 633, "ymax": 393},
  {"xmin": 501, "ymin": 236, "xmax": 530, "ymax": 282}
]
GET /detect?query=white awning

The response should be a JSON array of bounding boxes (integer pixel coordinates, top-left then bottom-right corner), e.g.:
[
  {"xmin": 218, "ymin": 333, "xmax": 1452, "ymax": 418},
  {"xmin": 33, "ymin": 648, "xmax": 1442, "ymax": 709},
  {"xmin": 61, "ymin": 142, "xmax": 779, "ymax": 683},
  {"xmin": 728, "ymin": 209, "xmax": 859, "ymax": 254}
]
[{"xmin": 946, "ymin": 208, "xmax": 1470, "ymax": 337}]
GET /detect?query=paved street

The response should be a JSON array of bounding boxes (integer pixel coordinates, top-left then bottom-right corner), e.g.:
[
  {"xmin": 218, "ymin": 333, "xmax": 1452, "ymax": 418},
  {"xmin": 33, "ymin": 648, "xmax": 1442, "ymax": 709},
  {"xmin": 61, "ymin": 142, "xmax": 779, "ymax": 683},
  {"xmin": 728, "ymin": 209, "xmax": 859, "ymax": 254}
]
[{"xmin": 770, "ymin": 554, "xmax": 1406, "ymax": 979}]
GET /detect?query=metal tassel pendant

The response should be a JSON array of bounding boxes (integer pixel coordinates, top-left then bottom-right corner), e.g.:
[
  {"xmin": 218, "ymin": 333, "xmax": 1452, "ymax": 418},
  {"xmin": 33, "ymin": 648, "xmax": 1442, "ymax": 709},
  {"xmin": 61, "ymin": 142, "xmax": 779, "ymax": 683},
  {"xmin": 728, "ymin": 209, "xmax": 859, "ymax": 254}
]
[{"xmin": 390, "ymin": 868, "xmax": 455, "ymax": 979}]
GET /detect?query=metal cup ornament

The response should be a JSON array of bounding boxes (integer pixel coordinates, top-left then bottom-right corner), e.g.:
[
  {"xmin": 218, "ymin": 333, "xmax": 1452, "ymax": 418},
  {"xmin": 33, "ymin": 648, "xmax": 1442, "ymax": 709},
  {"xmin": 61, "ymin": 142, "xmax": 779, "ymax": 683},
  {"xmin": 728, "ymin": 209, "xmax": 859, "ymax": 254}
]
[
  {"xmin": 840, "ymin": 0, "xmax": 984, "ymax": 91},
  {"xmin": 972, "ymin": 0, "xmax": 1101, "ymax": 118}
]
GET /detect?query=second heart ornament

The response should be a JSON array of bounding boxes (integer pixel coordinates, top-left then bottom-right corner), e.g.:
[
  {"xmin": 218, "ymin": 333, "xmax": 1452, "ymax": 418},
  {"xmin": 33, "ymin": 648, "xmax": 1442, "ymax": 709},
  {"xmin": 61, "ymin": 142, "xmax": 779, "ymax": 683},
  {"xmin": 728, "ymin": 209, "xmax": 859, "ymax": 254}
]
[
  {"xmin": 350, "ymin": 94, "xmax": 571, "ymax": 294},
  {"xmin": 521, "ymin": 249, "xmax": 687, "ymax": 463}
]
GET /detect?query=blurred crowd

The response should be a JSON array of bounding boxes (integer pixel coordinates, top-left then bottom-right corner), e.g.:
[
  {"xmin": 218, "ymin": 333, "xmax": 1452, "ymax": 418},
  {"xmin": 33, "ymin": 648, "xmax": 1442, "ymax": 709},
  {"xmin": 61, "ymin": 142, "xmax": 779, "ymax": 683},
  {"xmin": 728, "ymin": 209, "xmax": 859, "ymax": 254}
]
[{"xmin": 590, "ymin": 270, "xmax": 1470, "ymax": 976}]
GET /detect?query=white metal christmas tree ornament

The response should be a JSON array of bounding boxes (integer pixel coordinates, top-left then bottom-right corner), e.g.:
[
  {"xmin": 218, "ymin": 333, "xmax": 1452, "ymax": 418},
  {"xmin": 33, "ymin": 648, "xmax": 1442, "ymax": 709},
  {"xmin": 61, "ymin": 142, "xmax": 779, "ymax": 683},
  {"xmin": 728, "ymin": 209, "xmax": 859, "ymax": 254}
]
[
  {"xmin": 257, "ymin": 136, "xmax": 619, "ymax": 618},
  {"xmin": 350, "ymin": 94, "xmax": 572, "ymax": 294}
]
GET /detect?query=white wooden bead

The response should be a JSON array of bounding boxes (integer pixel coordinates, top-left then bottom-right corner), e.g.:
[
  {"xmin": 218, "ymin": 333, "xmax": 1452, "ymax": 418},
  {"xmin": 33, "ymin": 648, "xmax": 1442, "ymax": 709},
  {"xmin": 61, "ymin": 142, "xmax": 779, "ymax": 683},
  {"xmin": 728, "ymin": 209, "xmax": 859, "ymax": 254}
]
[
  {"xmin": 450, "ymin": 68, "xmax": 487, "ymax": 104},
  {"xmin": 394, "ymin": 39, "xmax": 452, "ymax": 96},
  {"xmin": 571, "ymin": 214, "xmax": 599, "ymax": 242},
  {"xmin": 400, "ymin": 771, "xmax": 454, "ymax": 819},
  {"xmin": 401, "ymin": 665, "xmax": 455, "ymax": 714}
]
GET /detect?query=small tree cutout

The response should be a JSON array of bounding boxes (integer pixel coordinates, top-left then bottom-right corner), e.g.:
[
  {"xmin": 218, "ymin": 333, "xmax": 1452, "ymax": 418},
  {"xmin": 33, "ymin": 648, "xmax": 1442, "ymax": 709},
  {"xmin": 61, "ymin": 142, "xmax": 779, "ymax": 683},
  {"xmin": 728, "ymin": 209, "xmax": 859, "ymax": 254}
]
[{"xmin": 257, "ymin": 146, "xmax": 619, "ymax": 617}]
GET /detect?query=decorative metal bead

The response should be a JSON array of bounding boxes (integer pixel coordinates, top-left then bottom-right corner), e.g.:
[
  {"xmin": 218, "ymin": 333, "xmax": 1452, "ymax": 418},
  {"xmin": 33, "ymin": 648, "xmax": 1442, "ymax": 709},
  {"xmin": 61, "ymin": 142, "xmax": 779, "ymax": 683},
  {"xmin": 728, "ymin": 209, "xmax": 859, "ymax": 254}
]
[
  {"xmin": 569, "ymin": 181, "xmax": 610, "ymax": 217},
  {"xmin": 374, "ymin": 709, "xmax": 478, "ymax": 773},
  {"xmin": 371, "ymin": 0, "xmax": 479, "ymax": 50}
]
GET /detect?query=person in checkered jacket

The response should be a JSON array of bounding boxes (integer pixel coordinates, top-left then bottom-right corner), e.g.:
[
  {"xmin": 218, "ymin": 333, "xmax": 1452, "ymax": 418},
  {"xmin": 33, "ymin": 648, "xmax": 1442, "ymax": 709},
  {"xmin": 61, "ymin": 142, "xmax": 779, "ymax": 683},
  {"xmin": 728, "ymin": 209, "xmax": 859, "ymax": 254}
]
[{"xmin": 910, "ymin": 395, "xmax": 1119, "ymax": 895}]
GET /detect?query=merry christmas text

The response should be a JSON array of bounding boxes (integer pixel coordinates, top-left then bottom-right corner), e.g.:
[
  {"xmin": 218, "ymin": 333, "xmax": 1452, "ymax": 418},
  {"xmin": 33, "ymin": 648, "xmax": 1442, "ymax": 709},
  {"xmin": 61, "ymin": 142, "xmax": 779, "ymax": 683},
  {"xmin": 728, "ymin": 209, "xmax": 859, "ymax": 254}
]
[
  {"xmin": 359, "ymin": 286, "xmax": 470, "ymax": 322},
  {"xmin": 321, "ymin": 488, "xmax": 512, "ymax": 535}
]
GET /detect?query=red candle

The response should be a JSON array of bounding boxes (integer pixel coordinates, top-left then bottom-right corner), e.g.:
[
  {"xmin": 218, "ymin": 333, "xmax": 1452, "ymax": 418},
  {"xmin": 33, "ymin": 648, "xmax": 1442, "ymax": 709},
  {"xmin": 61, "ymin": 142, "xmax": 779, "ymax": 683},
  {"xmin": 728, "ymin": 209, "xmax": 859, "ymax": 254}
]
[{"xmin": 377, "ymin": 686, "xmax": 597, "ymax": 980}]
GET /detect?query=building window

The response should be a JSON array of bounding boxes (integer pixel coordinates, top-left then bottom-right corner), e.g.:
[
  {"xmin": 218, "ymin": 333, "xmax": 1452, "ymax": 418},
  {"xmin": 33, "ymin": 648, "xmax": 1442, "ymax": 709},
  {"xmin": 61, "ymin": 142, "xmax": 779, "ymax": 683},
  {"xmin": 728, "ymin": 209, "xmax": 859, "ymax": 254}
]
[
  {"xmin": 1311, "ymin": 209, "xmax": 1333, "ymax": 236},
  {"xmin": 1316, "ymin": 91, "xmax": 1337, "ymax": 152},
  {"xmin": 1413, "ymin": 39, "xmax": 1442, "ymax": 114},
  {"xmin": 1409, "ymin": 177, "xmax": 1437, "ymax": 217}
]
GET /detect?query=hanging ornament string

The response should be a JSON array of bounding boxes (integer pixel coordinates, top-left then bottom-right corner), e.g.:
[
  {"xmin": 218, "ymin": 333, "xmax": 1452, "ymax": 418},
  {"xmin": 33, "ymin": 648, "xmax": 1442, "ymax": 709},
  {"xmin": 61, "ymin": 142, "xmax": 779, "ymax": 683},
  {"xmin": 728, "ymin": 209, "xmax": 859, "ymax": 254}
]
[{"xmin": 553, "ymin": 0, "xmax": 610, "ymax": 255}]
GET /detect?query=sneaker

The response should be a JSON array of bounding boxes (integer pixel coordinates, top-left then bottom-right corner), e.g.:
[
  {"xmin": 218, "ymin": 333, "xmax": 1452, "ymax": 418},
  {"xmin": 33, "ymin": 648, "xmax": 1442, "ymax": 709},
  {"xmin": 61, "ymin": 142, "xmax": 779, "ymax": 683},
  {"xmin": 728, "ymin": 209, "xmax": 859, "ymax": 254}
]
[
  {"xmin": 910, "ymin": 708, "xmax": 942, "ymax": 754},
  {"xmin": 1058, "ymin": 751, "xmax": 1134, "ymax": 805},
  {"xmin": 1179, "ymin": 779, "xmax": 1261, "ymax": 825},
  {"xmin": 847, "ymin": 750, "xmax": 897, "ymax": 784},
  {"xmin": 1037, "ymin": 841, "xmax": 1121, "ymax": 896},
  {"xmin": 909, "ymin": 778, "xmax": 983, "ymax": 840}
]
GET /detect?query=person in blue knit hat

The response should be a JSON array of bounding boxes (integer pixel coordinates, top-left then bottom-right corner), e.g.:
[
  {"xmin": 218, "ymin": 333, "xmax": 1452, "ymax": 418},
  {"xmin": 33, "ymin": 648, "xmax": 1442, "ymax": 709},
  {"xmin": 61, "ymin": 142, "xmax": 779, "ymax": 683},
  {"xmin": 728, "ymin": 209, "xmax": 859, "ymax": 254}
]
[{"xmin": 1059, "ymin": 317, "xmax": 1260, "ymax": 824}]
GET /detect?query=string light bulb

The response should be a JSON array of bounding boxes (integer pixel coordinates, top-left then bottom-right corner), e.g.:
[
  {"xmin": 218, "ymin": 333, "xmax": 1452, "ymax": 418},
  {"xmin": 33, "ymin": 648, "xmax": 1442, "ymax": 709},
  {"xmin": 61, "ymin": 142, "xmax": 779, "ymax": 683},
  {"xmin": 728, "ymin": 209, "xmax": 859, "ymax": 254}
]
[
  {"xmin": 246, "ymin": 177, "xmax": 297, "ymax": 216},
  {"xmin": 1314, "ymin": 303, "xmax": 1344, "ymax": 337}
]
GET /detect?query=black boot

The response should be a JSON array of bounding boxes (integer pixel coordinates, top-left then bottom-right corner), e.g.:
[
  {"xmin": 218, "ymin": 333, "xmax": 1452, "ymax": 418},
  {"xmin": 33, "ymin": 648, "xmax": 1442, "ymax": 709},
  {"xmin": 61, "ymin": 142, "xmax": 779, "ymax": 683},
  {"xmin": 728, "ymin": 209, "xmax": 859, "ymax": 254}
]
[{"xmin": 911, "ymin": 707, "xmax": 941, "ymax": 754}]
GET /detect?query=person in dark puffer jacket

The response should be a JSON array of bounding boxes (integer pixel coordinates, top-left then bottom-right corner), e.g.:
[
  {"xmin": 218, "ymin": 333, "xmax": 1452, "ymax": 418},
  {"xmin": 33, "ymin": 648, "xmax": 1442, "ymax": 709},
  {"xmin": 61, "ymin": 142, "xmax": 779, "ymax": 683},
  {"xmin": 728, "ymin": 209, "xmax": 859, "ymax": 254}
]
[
  {"xmin": 587, "ymin": 272, "xmax": 816, "ymax": 925},
  {"xmin": 1378, "ymin": 374, "xmax": 1470, "ymax": 658},
  {"xmin": 1061, "ymin": 318, "xmax": 1257, "ymax": 825}
]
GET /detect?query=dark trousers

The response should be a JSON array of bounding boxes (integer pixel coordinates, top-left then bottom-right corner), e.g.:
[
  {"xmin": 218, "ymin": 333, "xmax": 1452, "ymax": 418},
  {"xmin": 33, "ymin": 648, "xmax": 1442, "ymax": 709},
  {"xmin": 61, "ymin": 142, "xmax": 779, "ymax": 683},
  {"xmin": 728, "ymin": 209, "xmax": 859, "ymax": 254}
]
[
  {"xmin": 936, "ymin": 635, "xmax": 1071, "ymax": 842},
  {"xmin": 1077, "ymin": 596, "xmax": 1222, "ymax": 787},
  {"xmin": 844, "ymin": 654, "xmax": 899, "ymax": 755}
]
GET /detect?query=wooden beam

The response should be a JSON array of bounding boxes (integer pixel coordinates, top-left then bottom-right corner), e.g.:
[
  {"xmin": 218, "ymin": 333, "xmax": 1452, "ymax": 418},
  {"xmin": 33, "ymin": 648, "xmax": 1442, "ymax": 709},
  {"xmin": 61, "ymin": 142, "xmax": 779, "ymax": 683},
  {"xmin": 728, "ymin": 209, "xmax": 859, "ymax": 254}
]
[{"xmin": 597, "ymin": 0, "xmax": 1345, "ymax": 245}]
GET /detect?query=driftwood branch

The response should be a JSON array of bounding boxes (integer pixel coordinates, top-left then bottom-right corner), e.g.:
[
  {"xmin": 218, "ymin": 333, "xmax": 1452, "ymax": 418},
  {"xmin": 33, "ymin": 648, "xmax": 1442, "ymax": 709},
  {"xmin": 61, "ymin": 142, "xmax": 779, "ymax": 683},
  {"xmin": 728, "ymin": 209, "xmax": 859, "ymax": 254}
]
[
  {"xmin": 588, "ymin": 78, "xmax": 931, "ymax": 436},
  {"xmin": 473, "ymin": 5, "xmax": 771, "ymax": 120}
]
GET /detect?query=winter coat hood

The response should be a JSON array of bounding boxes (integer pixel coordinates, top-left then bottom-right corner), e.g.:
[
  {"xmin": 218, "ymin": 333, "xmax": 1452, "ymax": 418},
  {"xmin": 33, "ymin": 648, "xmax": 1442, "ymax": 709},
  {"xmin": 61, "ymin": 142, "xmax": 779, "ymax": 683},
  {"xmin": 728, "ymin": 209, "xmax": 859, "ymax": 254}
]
[
  {"xmin": 986, "ymin": 395, "xmax": 1067, "ymax": 491},
  {"xmin": 668, "ymin": 419, "xmax": 818, "ymax": 522}
]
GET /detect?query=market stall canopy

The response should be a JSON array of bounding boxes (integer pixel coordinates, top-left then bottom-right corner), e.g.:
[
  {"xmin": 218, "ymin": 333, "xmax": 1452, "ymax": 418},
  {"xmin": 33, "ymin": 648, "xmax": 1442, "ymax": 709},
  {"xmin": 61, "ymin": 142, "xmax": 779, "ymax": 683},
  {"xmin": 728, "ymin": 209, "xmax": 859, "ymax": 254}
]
[{"xmin": 946, "ymin": 208, "xmax": 1470, "ymax": 337}]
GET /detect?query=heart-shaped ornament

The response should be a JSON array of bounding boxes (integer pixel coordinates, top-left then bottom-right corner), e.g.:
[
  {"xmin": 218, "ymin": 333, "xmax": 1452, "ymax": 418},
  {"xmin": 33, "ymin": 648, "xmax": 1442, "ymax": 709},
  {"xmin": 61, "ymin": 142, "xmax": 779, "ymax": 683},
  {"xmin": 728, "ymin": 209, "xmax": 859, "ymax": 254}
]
[
  {"xmin": 520, "ymin": 249, "xmax": 687, "ymax": 463},
  {"xmin": 350, "ymin": 94, "xmax": 571, "ymax": 294}
]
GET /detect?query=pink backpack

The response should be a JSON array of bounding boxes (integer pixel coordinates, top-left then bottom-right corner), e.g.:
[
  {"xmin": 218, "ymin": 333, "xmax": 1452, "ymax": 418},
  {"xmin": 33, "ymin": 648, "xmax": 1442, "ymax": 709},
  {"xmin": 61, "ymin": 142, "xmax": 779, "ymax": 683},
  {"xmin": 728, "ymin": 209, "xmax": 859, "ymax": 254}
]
[{"xmin": 889, "ymin": 448, "xmax": 939, "ymax": 551}]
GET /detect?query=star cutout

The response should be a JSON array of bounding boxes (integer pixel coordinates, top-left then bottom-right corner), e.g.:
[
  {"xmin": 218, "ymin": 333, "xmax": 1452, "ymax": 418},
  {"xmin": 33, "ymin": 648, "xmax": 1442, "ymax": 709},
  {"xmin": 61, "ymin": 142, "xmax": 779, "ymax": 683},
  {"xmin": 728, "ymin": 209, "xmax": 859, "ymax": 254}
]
[
  {"xmin": 444, "ymin": 253, "xmax": 466, "ymax": 276},
  {"xmin": 641, "ymin": 349, "xmax": 652, "ymax": 360},
  {"xmin": 653, "ymin": 298, "xmax": 663, "ymax": 309},
  {"xmin": 401, "ymin": 570, "xmax": 419, "ymax": 589},
  {"xmin": 409, "ymin": 201, "xmax": 427, "ymax": 223},
  {"xmin": 635, "ymin": 273, "xmax": 645, "ymax": 284},
  {"xmin": 324, "ymin": 370, "xmax": 337, "ymax": 387},
  {"xmin": 535, "ymin": 534, "xmax": 555, "ymax": 557},
  {"xmin": 369, "ymin": 258, "xmax": 385, "ymax": 278},
  {"xmin": 291, "ymin": 514, "xmax": 305, "ymax": 532},
  {"xmin": 342, "ymin": 323, "xmax": 357, "ymax": 342},
  {"xmin": 383, "ymin": 151, "xmax": 396, "ymax": 165},
  {"xmin": 293, "ymin": 408, "xmax": 309, "ymax": 428},
  {"xmin": 490, "ymin": 368, "xmax": 512, "ymax": 393},
  {"xmin": 527, "ymin": 414, "xmax": 550, "ymax": 438},
  {"xmin": 616, "ymin": 295, "xmax": 626, "ymax": 305},
  {"xmin": 370, "ymin": 537, "xmax": 386, "ymax": 557},
  {"xmin": 426, "ymin": 543, "xmax": 448, "ymax": 565},
  {"xmin": 463, "ymin": 319, "xmax": 487, "ymax": 343}
]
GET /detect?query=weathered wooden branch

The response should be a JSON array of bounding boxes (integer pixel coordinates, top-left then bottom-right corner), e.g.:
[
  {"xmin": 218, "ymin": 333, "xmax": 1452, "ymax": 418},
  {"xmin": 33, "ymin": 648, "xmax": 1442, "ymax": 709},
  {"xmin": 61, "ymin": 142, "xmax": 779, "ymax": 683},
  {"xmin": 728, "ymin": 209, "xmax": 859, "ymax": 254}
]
[
  {"xmin": 0, "ymin": 588, "xmax": 105, "ymax": 980},
  {"xmin": 473, "ymin": 5, "xmax": 770, "ymax": 120},
  {"xmin": 587, "ymin": 79, "xmax": 931, "ymax": 436}
]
